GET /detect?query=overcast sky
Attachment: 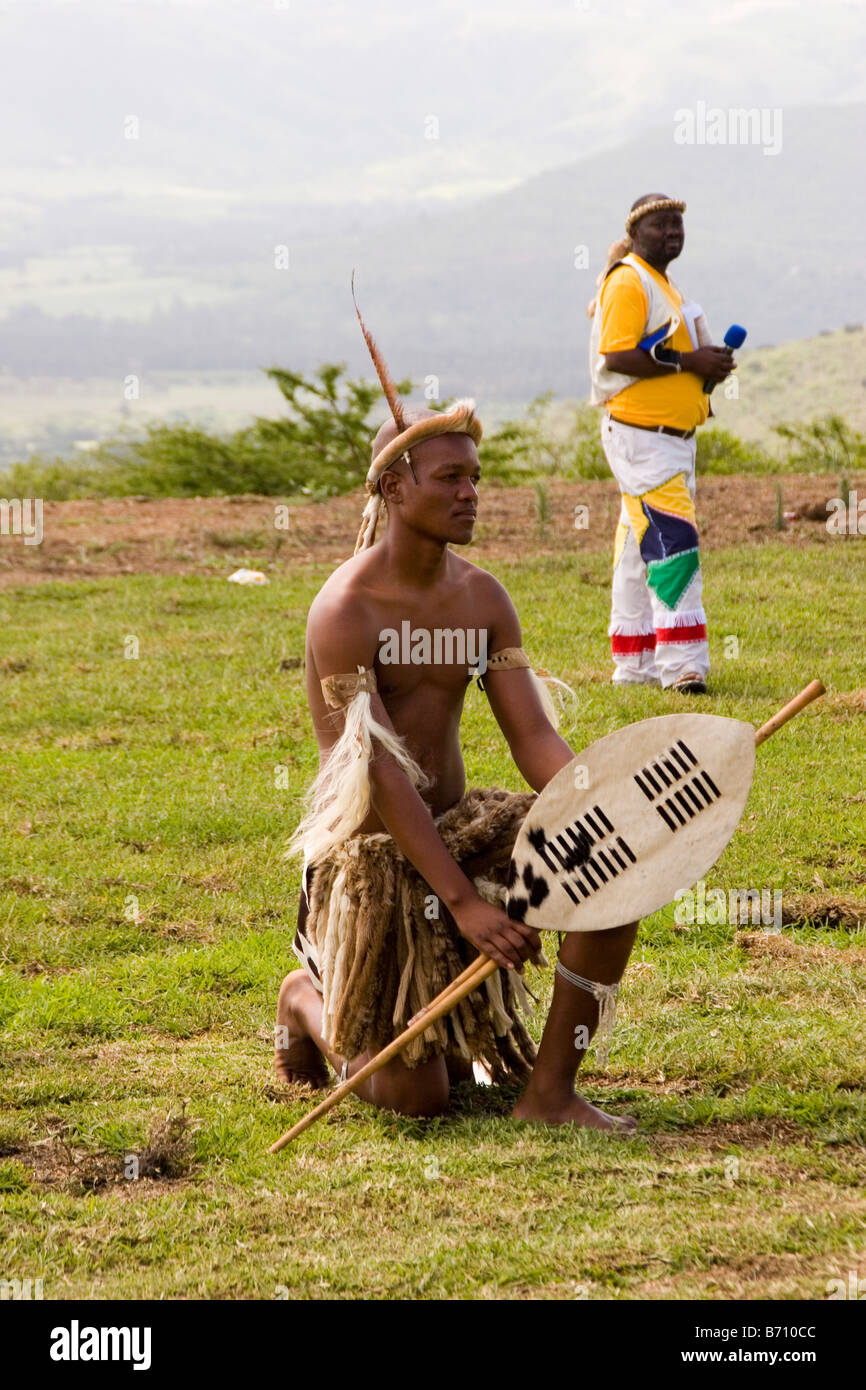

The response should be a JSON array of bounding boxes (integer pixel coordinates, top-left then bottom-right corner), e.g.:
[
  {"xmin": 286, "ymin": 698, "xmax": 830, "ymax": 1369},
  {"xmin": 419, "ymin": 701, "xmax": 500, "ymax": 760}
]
[{"xmin": 2, "ymin": 0, "xmax": 863, "ymax": 213}]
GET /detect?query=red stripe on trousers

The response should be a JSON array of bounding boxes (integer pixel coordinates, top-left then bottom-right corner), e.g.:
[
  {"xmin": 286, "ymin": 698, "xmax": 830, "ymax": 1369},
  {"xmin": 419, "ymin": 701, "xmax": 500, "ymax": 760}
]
[
  {"xmin": 611, "ymin": 633, "xmax": 656, "ymax": 654},
  {"xmin": 656, "ymin": 623, "xmax": 707, "ymax": 644}
]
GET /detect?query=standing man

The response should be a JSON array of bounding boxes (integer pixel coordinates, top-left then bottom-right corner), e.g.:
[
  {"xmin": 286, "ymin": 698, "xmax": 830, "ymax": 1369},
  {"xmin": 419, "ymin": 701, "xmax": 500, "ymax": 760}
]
[{"xmin": 588, "ymin": 194, "xmax": 737, "ymax": 692}]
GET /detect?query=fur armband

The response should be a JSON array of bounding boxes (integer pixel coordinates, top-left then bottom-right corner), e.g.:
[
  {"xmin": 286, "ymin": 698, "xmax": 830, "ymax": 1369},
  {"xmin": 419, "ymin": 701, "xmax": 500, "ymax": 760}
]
[
  {"xmin": 484, "ymin": 646, "xmax": 531, "ymax": 674},
  {"xmin": 285, "ymin": 666, "xmax": 428, "ymax": 870},
  {"xmin": 478, "ymin": 646, "xmax": 573, "ymax": 731},
  {"xmin": 321, "ymin": 668, "xmax": 377, "ymax": 709}
]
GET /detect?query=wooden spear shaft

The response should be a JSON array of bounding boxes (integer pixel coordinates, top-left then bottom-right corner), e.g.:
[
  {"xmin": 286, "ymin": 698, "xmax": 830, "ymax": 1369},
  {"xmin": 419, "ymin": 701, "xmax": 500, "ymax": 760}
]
[
  {"xmin": 268, "ymin": 954, "xmax": 497, "ymax": 1153},
  {"xmin": 269, "ymin": 678, "xmax": 825, "ymax": 1154},
  {"xmin": 754, "ymin": 678, "xmax": 824, "ymax": 746}
]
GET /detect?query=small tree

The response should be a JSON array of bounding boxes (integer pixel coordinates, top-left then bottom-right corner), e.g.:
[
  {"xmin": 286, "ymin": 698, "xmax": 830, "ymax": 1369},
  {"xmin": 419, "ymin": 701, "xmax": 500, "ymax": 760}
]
[{"xmin": 253, "ymin": 362, "xmax": 413, "ymax": 498}]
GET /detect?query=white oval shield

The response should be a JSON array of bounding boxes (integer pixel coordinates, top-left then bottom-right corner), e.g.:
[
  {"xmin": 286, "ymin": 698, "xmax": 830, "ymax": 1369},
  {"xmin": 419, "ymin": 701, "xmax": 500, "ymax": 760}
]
[{"xmin": 507, "ymin": 714, "xmax": 756, "ymax": 932}]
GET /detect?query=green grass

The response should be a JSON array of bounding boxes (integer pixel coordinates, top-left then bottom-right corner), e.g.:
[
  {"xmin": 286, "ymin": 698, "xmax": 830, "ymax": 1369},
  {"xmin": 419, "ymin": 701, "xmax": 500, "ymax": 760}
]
[{"xmin": 1, "ymin": 541, "xmax": 864, "ymax": 1299}]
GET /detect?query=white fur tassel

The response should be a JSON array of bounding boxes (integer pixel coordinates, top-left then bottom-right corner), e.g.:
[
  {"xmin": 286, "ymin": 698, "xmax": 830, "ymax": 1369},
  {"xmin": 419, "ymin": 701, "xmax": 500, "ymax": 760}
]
[
  {"xmin": 529, "ymin": 668, "xmax": 575, "ymax": 730},
  {"xmin": 608, "ymin": 619, "xmax": 656, "ymax": 637},
  {"xmin": 660, "ymin": 609, "xmax": 706, "ymax": 629},
  {"xmin": 354, "ymin": 494, "xmax": 385, "ymax": 555},
  {"xmin": 284, "ymin": 689, "xmax": 429, "ymax": 868}
]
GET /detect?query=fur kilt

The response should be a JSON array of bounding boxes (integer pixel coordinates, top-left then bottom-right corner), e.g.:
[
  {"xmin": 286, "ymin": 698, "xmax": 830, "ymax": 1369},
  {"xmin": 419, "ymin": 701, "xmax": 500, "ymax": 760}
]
[{"xmin": 295, "ymin": 787, "xmax": 542, "ymax": 1082}]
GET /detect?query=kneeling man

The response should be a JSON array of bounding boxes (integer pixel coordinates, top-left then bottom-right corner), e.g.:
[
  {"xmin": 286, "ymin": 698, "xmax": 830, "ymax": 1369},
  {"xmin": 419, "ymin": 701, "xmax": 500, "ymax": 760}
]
[{"xmin": 276, "ymin": 316, "xmax": 639, "ymax": 1132}]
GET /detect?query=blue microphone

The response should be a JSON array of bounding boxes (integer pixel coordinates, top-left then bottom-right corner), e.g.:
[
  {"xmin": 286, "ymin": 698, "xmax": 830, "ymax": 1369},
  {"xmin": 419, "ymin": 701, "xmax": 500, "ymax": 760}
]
[{"xmin": 704, "ymin": 323, "xmax": 747, "ymax": 393}]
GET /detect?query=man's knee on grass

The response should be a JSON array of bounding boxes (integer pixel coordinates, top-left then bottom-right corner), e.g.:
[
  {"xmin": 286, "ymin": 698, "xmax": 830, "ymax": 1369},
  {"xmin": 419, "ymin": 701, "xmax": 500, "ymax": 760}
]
[{"xmin": 370, "ymin": 1056, "xmax": 450, "ymax": 1118}]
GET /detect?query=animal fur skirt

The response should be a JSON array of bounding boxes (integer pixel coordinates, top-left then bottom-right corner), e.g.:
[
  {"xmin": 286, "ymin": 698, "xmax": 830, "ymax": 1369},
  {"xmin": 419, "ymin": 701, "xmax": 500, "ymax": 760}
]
[{"xmin": 294, "ymin": 787, "xmax": 542, "ymax": 1083}]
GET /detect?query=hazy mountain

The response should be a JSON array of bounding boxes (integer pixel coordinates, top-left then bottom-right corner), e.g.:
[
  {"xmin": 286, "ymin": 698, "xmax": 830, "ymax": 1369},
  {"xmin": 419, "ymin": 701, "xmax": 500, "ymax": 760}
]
[
  {"xmin": 297, "ymin": 102, "xmax": 866, "ymax": 401},
  {"xmin": 1, "ymin": 1, "xmax": 863, "ymax": 403},
  {"xmin": 2, "ymin": 103, "xmax": 863, "ymax": 403}
]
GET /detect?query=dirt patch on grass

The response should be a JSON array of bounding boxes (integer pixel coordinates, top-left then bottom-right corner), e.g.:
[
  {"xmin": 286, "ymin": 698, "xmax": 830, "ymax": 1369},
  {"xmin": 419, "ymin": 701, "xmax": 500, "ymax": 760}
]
[
  {"xmin": 1, "ymin": 1127, "xmax": 135, "ymax": 1192},
  {"xmin": 1, "ymin": 874, "xmax": 53, "ymax": 896},
  {"xmin": 647, "ymin": 1118, "xmax": 809, "ymax": 1150},
  {"xmin": 1, "ymin": 474, "xmax": 863, "ymax": 586},
  {"xmin": 1, "ymin": 1109, "xmax": 199, "ymax": 1193},
  {"xmin": 179, "ymin": 871, "xmax": 238, "ymax": 894},
  {"xmin": 4, "ymin": 1138, "xmax": 122, "ymax": 1192},
  {"xmin": 17, "ymin": 960, "xmax": 75, "ymax": 979},
  {"xmin": 144, "ymin": 917, "xmax": 216, "ymax": 943},
  {"xmin": 261, "ymin": 1078, "xmax": 330, "ymax": 1107},
  {"xmin": 588, "ymin": 1073, "xmax": 708, "ymax": 1097},
  {"xmin": 637, "ymin": 1248, "xmax": 866, "ymax": 1300}
]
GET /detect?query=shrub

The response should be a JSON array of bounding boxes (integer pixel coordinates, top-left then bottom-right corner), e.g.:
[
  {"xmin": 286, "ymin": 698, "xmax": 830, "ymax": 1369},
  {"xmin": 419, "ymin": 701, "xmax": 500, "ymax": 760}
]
[
  {"xmin": 773, "ymin": 414, "xmax": 866, "ymax": 473},
  {"xmin": 2, "ymin": 368, "xmax": 863, "ymax": 500},
  {"xmin": 695, "ymin": 427, "xmax": 776, "ymax": 475}
]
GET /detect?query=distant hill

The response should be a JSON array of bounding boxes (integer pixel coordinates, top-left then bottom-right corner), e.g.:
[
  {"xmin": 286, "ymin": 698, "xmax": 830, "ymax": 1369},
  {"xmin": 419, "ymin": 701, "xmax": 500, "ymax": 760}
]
[
  {"xmin": 1, "ymin": 104, "xmax": 863, "ymax": 404},
  {"xmin": 304, "ymin": 103, "xmax": 866, "ymax": 403},
  {"xmin": 710, "ymin": 326, "xmax": 866, "ymax": 445}
]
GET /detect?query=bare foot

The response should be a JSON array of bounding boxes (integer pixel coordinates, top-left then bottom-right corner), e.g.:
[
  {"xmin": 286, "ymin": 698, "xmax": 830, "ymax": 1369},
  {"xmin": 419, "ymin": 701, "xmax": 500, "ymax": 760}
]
[
  {"xmin": 274, "ymin": 972, "xmax": 329, "ymax": 1089},
  {"xmin": 511, "ymin": 1090, "xmax": 638, "ymax": 1133}
]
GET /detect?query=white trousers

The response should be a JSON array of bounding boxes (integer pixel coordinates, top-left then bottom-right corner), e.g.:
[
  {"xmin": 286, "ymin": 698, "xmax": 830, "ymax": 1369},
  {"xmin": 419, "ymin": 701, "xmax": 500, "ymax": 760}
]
[{"xmin": 601, "ymin": 415, "xmax": 710, "ymax": 688}]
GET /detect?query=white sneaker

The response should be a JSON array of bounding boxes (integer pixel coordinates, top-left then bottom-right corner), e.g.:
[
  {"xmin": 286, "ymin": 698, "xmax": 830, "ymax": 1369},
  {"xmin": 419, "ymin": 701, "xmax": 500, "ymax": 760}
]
[{"xmin": 612, "ymin": 673, "xmax": 662, "ymax": 687}]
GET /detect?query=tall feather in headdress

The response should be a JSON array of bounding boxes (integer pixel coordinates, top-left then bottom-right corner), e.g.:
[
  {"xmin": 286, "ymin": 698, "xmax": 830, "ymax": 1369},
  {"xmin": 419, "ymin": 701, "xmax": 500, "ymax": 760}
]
[
  {"xmin": 351, "ymin": 271, "xmax": 405, "ymax": 434},
  {"xmin": 349, "ymin": 272, "xmax": 483, "ymax": 552}
]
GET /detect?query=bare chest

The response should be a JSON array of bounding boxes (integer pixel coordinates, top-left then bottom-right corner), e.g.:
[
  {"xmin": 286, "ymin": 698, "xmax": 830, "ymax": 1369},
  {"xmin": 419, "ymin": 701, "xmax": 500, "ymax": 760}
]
[{"xmin": 375, "ymin": 617, "xmax": 488, "ymax": 697}]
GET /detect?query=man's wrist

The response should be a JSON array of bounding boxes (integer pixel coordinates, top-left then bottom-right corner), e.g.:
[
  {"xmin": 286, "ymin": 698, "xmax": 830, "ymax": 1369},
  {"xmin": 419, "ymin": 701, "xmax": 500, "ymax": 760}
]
[
  {"xmin": 650, "ymin": 343, "xmax": 683, "ymax": 372},
  {"xmin": 441, "ymin": 880, "xmax": 481, "ymax": 917}
]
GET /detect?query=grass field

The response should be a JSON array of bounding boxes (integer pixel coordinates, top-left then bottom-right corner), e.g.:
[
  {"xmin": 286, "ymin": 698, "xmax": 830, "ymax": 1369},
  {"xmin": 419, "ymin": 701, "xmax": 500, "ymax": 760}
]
[{"xmin": 1, "ymin": 540, "xmax": 864, "ymax": 1300}]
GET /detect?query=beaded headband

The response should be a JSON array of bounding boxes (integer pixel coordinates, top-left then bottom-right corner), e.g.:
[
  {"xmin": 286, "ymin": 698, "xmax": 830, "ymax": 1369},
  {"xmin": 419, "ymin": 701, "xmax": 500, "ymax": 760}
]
[{"xmin": 625, "ymin": 197, "xmax": 686, "ymax": 234}]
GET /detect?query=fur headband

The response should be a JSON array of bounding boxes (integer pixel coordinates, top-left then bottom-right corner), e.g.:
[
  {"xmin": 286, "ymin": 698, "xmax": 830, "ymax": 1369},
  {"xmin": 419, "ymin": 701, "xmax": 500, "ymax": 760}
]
[
  {"xmin": 351, "ymin": 274, "xmax": 484, "ymax": 553},
  {"xmin": 624, "ymin": 196, "xmax": 686, "ymax": 234}
]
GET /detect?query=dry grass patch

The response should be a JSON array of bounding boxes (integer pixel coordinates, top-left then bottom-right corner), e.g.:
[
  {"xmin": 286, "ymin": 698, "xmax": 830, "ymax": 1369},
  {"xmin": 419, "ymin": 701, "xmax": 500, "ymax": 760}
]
[
  {"xmin": 736, "ymin": 930, "xmax": 866, "ymax": 963},
  {"xmin": 638, "ymin": 1248, "xmax": 866, "ymax": 1300},
  {"xmin": 779, "ymin": 895, "xmax": 866, "ymax": 930},
  {"xmin": 135, "ymin": 1108, "xmax": 198, "ymax": 1178},
  {"xmin": 828, "ymin": 688, "xmax": 866, "ymax": 716}
]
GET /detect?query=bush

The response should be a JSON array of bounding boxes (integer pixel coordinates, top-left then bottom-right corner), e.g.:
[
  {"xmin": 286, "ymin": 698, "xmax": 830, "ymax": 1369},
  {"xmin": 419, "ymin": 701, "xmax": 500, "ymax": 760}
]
[
  {"xmin": 695, "ymin": 427, "xmax": 775, "ymax": 475},
  {"xmin": 0, "ymin": 363, "xmax": 400, "ymax": 501},
  {"xmin": 773, "ymin": 414, "xmax": 866, "ymax": 473},
  {"xmin": 1, "ymin": 454, "xmax": 125, "ymax": 500},
  {"xmin": 482, "ymin": 395, "xmax": 609, "ymax": 483},
  {"xmin": 2, "ymin": 368, "xmax": 863, "ymax": 500}
]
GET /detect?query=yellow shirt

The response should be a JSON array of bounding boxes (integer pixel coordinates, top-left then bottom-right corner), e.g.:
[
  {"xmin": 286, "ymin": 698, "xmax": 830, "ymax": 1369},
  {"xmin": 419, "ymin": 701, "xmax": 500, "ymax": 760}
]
[{"xmin": 598, "ymin": 255, "xmax": 709, "ymax": 431}]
